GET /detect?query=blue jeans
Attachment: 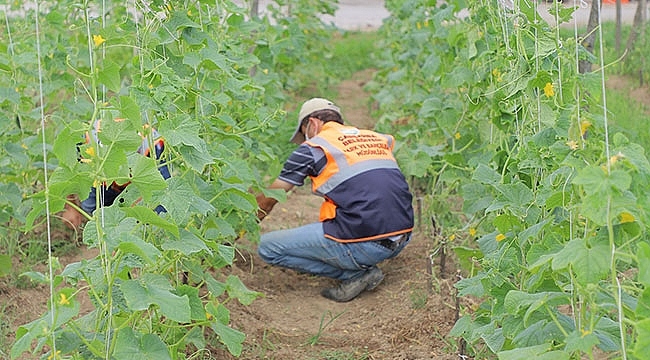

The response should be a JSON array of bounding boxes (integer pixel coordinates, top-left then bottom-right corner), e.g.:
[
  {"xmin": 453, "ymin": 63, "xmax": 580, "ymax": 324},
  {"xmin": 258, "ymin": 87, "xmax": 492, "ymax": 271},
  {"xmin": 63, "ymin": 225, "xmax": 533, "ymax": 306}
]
[{"xmin": 258, "ymin": 222, "xmax": 410, "ymax": 281}]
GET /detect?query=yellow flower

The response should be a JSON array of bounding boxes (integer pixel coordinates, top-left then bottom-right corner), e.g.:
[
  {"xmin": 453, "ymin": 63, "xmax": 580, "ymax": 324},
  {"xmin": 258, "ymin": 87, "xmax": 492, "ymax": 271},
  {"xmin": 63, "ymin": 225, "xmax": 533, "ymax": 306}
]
[
  {"xmin": 491, "ymin": 69, "xmax": 503, "ymax": 82},
  {"xmin": 495, "ymin": 233, "xmax": 506, "ymax": 242},
  {"xmin": 609, "ymin": 152, "xmax": 624, "ymax": 166},
  {"xmin": 85, "ymin": 146, "xmax": 96, "ymax": 157},
  {"xmin": 620, "ymin": 212, "xmax": 635, "ymax": 223},
  {"xmin": 417, "ymin": 22, "xmax": 421, "ymax": 30},
  {"xmin": 580, "ymin": 328, "xmax": 592, "ymax": 337},
  {"xmin": 566, "ymin": 140, "xmax": 578, "ymax": 150},
  {"xmin": 92, "ymin": 34, "xmax": 106, "ymax": 47},
  {"xmin": 48, "ymin": 350, "xmax": 61, "ymax": 360},
  {"xmin": 469, "ymin": 228, "xmax": 477, "ymax": 237},
  {"xmin": 262, "ymin": 68, "xmax": 269, "ymax": 74},
  {"xmin": 454, "ymin": 132, "xmax": 461, "ymax": 140},
  {"xmin": 543, "ymin": 82, "xmax": 555, "ymax": 97},
  {"xmin": 424, "ymin": 19, "xmax": 429, "ymax": 27},
  {"xmin": 449, "ymin": 234, "xmax": 456, "ymax": 241},
  {"xmin": 580, "ymin": 120, "xmax": 592, "ymax": 138},
  {"xmin": 58, "ymin": 293, "xmax": 70, "ymax": 306}
]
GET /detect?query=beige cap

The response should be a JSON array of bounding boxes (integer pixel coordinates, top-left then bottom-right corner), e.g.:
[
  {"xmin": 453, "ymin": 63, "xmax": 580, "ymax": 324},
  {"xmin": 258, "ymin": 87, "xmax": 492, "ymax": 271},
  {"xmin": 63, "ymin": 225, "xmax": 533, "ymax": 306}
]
[{"xmin": 290, "ymin": 98, "xmax": 341, "ymax": 144}]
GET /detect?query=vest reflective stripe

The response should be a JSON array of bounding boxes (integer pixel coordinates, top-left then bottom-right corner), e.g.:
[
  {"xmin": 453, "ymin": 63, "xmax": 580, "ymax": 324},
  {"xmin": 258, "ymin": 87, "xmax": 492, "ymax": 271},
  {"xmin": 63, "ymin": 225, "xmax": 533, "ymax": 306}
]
[
  {"xmin": 304, "ymin": 122, "xmax": 413, "ymax": 242},
  {"xmin": 306, "ymin": 123, "xmax": 398, "ymax": 196}
]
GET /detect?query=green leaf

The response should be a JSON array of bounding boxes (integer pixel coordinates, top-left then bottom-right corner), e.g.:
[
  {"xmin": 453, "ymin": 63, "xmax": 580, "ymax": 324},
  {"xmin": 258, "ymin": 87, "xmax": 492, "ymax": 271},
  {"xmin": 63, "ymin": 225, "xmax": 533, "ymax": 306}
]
[
  {"xmin": 637, "ymin": 242, "xmax": 650, "ymax": 286},
  {"xmin": 11, "ymin": 318, "xmax": 49, "ymax": 359},
  {"xmin": 52, "ymin": 122, "xmax": 86, "ymax": 168},
  {"xmin": 161, "ymin": 229, "xmax": 211, "ymax": 256},
  {"xmin": 476, "ymin": 322, "xmax": 505, "ymax": 353},
  {"xmin": 120, "ymin": 274, "xmax": 191, "ymax": 323},
  {"xmin": 494, "ymin": 213, "xmax": 521, "ymax": 234},
  {"xmin": 113, "ymin": 327, "xmax": 171, "ymax": 360},
  {"xmin": 96, "ymin": 117, "xmax": 141, "ymax": 150},
  {"xmin": 11, "ymin": 301, "xmax": 80, "ymax": 359},
  {"xmin": 0, "ymin": 87, "xmax": 19, "ymax": 105},
  {"xmin": 418, "ymin": 96, "xmax": 443, "ymax": 118},
  {"xmin": 449, "ymin": 315, "xmax": 474, "ymax": 338},
  {"xmin": 122, "ymin": 206, "xmax": 179, "ymax": 237},
  {"xmin": 455, "ymin": 273, "xmax": 486, "ymax": 297},
  {"xmin": 551, "ymin": 239, "xmax": 610, "ymax": 286},
  {"xmin": 98, "ymin": 61, "xmax": 122, "ymax": 93},
  {"xmin": 498, "ymin": 344, "xmax": 569, "ymax": 360},
  {"xmin": 633, "ymin": 318, "xmax": 650, "ymax": 358},
  {"xmin": 178, "ymin": 143, "xmax": 215, "ymax": 171},
  {"xmin": 397, "ymin": 150, "xmax": 434, "ymax": 177},
  {"xmin": 564, "ymin": 329, "xmax": 600, "ymax": 353},
  {"xmin": 165, "ymin": 10, "xmax": 201, "ymax": 32},
  {"xmin": 205, "ymin": 275, "xmax": 227, "ymax": 297},
  {"xmin": 159, "ymin": 114, "xmax": 202, "ymax": 148},
  {"xmin": 473, "ymin": 164, "xmax": 501, "ymax": 185},
  {"xmin": 636, "ymin": 287, "xmax": 650, "ymax": 319},
  {"xmin": 221, "ymin": 187, "xmax": 257, "ymax": 213},
  {"xmin": 573, "ymin": 166, "xmax": 631, "ymax": 195},
  {"xmin": 129, "ymin": 154, "xmax": 168, "ymax": 199},
  {"xmin": 119, "ymin": 96, "xmax": 141, "ymax": 124},
  {"xmin": 210, "ymin": 321, "xmax": 245, "ymax": 356},
  {"xmin": 452, "ymin": 246, "xmax": 482, "ymax": 274},
  {"xmin": 162, "ymin": 177, "xmax": 215, "ymax": 224},
  {"xmin": 225, "ymin": 275, "xmax": 262, "ymax": 305},
  {"xmin": 176, "ymin": 285, "xmax": 207, "ymax": 321},
  {"xmin": 496, "ymin": 182, "xmax": 534, "ymax": 210},
  {"xmin": 504, "ymin": 290, "xmax": 570, "ymax": 327},
  {"xmin": 518, "ymin": 219, "xmax": 550, "ymax": 245},
  {"xmin": 116, "ymin": 236, "xmax": 162, "ymax": 265}
]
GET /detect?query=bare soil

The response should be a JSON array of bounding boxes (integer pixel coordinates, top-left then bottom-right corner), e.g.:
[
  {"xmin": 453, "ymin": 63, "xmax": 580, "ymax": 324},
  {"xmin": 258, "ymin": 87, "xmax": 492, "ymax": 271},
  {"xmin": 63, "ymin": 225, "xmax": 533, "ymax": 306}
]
[
  {"xmin": 3, "ymin": 70, "xmax": 650, "ymax": 360},
  {"xmin": 203, "ymin": 69, "xmax": 463, "ymax": 359}
]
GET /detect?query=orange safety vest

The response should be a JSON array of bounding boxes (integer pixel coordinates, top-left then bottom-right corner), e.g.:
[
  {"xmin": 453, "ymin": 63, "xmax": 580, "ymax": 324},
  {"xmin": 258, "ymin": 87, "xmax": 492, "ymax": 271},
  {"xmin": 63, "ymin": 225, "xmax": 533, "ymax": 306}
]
[{"xmin": 305, "ymin": 122, "xmax": 414, "ymax": 242}]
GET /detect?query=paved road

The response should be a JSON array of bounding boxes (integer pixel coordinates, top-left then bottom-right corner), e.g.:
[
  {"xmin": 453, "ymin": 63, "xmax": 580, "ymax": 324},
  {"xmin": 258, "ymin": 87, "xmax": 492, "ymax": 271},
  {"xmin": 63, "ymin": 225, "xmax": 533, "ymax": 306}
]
[
  {"xmin": 3, "ymin": 1, "xmax": 643, "ymax": 30},
  {"xmin": 537, "ymin": 1, "xmax": 641, "ymax": 27},
  {"xmin": 317, "ymin": 0, "xmax": 642, "ymax": 30}
]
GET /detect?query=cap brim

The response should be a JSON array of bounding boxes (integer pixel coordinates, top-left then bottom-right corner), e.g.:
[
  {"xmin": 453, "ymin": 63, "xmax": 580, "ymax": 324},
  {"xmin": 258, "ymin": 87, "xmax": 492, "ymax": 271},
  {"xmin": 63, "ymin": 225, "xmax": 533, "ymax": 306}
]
[{"xmin": 290, "ymin": 125, "xmax": 305, "ymax": 144}]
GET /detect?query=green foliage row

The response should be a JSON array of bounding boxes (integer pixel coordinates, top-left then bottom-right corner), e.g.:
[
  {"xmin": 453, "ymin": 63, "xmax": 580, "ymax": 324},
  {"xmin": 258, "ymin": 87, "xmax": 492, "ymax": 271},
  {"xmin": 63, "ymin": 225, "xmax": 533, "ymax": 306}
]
[
  {"xmin": 367, "ymin": 0, "xmax": 649, "ymax": 358},
  {"xmin": 0, "ymin": 0, "xmax": 340, "ymax": 358}
]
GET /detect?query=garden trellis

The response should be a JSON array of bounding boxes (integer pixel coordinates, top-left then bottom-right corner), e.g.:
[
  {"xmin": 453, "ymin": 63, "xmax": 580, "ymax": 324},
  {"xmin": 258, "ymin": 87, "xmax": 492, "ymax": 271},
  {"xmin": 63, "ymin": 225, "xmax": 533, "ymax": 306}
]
[
  {"xmin": 370, "ymin": 0, "xmax": 650, "ymax": 358},
  {"xmin": 2, "ymin": 0, "xmax": 336, "ymax": 358}
]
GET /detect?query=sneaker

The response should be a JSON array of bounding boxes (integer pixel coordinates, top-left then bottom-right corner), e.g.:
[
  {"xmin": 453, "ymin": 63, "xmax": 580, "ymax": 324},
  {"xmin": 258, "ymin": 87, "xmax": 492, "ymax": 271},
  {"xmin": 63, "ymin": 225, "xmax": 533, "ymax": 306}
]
[{"xmin": 321, "ymin": 266, "xmax": 384, "ymax": 302}]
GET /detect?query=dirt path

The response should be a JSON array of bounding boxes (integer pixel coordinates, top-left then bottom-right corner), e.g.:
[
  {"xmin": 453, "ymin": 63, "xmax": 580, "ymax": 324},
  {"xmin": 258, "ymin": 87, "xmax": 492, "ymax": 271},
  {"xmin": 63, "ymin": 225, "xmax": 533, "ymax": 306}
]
[
  {"xmin": 215, "ymin": 70, "xmax": 461, "ymax": 359},
  {"xmin": 3, "ymin": 69, "xmax": 649, "ymax": 360},
  {"xmin": 0, "ymin": 69, "xmax": 461, "ymax": 360}
]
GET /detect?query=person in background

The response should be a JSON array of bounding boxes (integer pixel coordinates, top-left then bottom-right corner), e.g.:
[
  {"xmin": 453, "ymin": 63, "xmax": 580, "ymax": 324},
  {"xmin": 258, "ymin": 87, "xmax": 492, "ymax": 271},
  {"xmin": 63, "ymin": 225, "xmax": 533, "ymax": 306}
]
[
  {"xmin": 62, "ymin": 120, "xmax": 170, "ymax": 230},
  {"xmin": 255, "ymin": 98, "xmax": 414, "ymax": 302}
]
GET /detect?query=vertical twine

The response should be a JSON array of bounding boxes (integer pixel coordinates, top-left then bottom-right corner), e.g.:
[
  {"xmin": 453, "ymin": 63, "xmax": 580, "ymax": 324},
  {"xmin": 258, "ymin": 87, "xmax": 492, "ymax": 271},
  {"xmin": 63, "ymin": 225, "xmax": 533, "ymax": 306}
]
[{"xmin": 34, "ymin": 0, "xmax": 57, "ymax": 356}]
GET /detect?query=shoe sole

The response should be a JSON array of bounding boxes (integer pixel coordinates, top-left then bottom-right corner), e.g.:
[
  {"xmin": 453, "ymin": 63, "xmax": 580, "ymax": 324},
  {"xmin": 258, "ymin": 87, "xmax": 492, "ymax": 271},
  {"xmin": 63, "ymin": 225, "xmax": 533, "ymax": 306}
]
[{"xmin": 365, "ymin": 271, "xmax": 384, "ymax": 291}]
